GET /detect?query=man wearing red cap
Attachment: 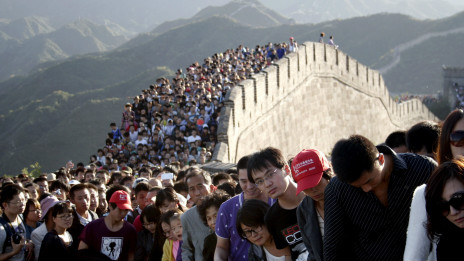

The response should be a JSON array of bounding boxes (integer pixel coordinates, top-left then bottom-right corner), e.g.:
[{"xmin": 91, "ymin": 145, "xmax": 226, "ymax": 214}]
[
  {"xmin": 292, "ymin": 149, "xmax": 334, "ymax": 261},
  {"xmin": 78, "ymin": 190, "xmax": 137, "ymax": 261}
]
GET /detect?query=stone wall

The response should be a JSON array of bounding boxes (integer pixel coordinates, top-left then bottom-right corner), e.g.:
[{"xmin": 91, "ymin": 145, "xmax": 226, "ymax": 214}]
[{"xmin": 212, "ymin": 42, "xmax": 438, "ymax": 164}]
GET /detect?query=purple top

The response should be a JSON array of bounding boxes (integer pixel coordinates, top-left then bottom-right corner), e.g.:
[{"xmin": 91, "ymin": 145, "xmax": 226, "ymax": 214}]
[{"xmin": 215, "ymin": 192, "xmax": 275, "ymax": 261}]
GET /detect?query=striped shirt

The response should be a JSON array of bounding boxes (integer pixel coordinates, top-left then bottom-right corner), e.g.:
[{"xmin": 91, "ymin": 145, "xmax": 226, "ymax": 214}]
[{"xmin": 323, "ymin": 147, "xmax": 437, "ymax": 261}]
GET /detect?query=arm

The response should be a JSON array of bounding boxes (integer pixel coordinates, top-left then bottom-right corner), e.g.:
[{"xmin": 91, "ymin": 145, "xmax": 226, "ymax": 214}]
[
  {"xmin": 181, "ymin": 213, "xmax": 193, "ymax": 261},
  {"xmin": 0, "ymin": 237, "xmax": 25, "ymax": 261},
  {"xmin": 323, "ymin": 182, "xmax": 347, "ymax": 261},
  {"xmin": 296, "ymin": 203, "xmax": 314, "ymax": 261},
  {"xmin": 403, "ymin": 185, "xmax": 433, "ymax": 261},
  {"xmin": 78, "ymin": 240, "xmax": 89, "ymax": 250},
  {"xmin": 214, "ymin": 237, "xmax": 230, "ymax": 261}
]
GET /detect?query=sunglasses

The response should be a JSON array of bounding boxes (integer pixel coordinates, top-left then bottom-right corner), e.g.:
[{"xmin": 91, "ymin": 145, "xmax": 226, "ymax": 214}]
[
  {"xmin": 450, "ymin": 131, "xmax": 464, "ymax": 147},
  {"xmin": 437, "ymin": 191, "xmax": 464, "ymax": 216}
]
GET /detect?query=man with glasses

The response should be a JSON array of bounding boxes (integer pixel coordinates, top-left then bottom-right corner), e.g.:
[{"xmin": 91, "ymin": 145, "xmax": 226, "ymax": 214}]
[
  {"xmin": 248, "ymin": 147, "xmax": 308, "ymax": 261},
  {"xmin": 214, "ymin": 156, "xmax": 275, "ymax": 261},
  {"xmin": 324, "ymin": 135, "xmax": 437, "ymax": 261},
  {"xmin": 0, "ymin": 184, "xmax": 27, "ymax": 261}
]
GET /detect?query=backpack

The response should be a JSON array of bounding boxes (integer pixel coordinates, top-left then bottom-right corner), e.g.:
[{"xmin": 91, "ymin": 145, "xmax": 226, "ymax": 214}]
[{"xmin": 0, "ymin": 214, "xmax": 23, "ymax": 253}]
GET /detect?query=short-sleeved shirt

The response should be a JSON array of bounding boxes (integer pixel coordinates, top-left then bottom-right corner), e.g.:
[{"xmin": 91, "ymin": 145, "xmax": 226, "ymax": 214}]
[
  {"xmin": 0, "ymin": 217, "xmax": 26, "ymax": 261},
  {"xmin": 264, "ymin": 202, "xmax": 307, "ymax": 261},
  {"xmin": 80, "ymin": 218, "xmax": 137, "ymax": 261},
  {"xmin": 216, "ymin": 193, "xmax": 275, "ymax": 261}
]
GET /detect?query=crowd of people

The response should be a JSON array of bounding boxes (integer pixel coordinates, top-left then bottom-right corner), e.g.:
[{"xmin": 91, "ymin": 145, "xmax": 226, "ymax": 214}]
[
  {"xmin": 3, "ymin": 38, "xmax": 464, "ymax": 261},
  {"xmin": 88, "ymin": 38, "xmax": 299, "ymax": 177},
  {"xmin": 393, "ymin": 93, "xmax": 442, "ymax": 105},
  {"xmin": 1, "ymin": 108, "xmax": 463, "ymax": 261},
  {"xmin": 454, "ymin": 82, "xmax": 464, "ymax": 109}
]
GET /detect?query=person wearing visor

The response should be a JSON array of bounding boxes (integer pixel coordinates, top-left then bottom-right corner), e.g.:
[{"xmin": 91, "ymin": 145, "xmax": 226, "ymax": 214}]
[
  {"xmin": 325, "ymin": 135, "xmax": 436, "ymax": 261},
  {"xmin": 78, "ymin": 190, "xmax": 137, "ymax": 261},
  {"xmin": 425, "ymin": 159, "xmax": 464, "ymax": 260},
  {"xmin": 292, "ymin": 149, "xmax": 334, "ymax": 261}
]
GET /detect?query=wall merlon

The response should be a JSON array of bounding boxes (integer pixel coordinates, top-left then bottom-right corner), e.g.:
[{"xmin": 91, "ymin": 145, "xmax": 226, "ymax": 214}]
[{"xmin": 214, "ymin": 41, "xmax": 437, "ymax": 163}]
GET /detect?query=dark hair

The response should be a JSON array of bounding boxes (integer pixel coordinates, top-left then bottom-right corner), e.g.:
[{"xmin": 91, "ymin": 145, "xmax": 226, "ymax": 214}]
[
  {"xmin": 160, "ymin": 209, "xmax": 183, "ymax": 225},
  {"xmin": 236, "ymin": 199, "xmax": 269, "ymax": 239},
  {"xmin": 173, "ymin": 181, "xmax": 188, "ymax": 195},
  {"xmin": 108, "ymin": 172, "xmax": 123, "ymax": 185},
  {"xmin": 140, "ymin": 204, "xmax": 161, "ymax": 226},
  {"xmin": 437, "ymin": 109, "xmax": 464, "ymax": 164},
  {"xmin": 197, "ymin": 191, "xmax": 230, "ymax": 226},
  {"xmin": 49, "ymin": 180, "xmax": 70, "ymax": 194},
  {"xmin": 134, "ymin": 182, "xmax": 150, "ymax": 196},
  {"xmin": 24, "ymin": 198, "xmax": 41, "ymax": 219},
  {"xmin": 51, "ymin": 202, "xmax": 73, "ymax": 217},
  {"xmin": 247, "ymin": 147, "xmax": 287, "ymax": 183},
  {"xmin": 237, "ymin": 155, "xmax": 249, "ymax": 170},
  {"xmin": 212, "ymin": 172, "xmax": 233, "ymax": 186},
  {"xmin": 331, "ymin": 135, "xmax": 379, "ymax": 183},
  {"xmin": 425, "ymin": 159, "xmax": 464, "ymax": 240},
  {"xmin": 217, "ymin": 182, "xmax": 237, "ymax": 197},
  {"xmin": 69, "ymin": 183, "xmax": 88, "ymax": 200},
  {"xmin": 406, "ymin": 121, "xmax": 440, "ymax": 155},
  {"xmin": 33, "ymin": 177, "xmax": 47, "ymax": 184},
  {"xmin": 155, "ymin": 187, "xmax": 183, "ymax": 211},
  {"xmin": 106, "ymin": 184, "xmax": 131, "ymax": 203},
  {"xmin": 0, "ymin": 184, "xmax": 24, "ymax": 208},
  {"xmin": 385, "ymin": 130, "xmax": 407, "ymax": 149}
]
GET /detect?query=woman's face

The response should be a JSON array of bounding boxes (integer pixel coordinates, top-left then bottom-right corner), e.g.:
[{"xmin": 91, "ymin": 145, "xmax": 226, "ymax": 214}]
[
  {"xmin": 442, "ymin": 178, "xmax": 464, "ymax": 228},
  {"xmin": 53, "ymin": 212, "xmax": 73, "ymax": 230},
  {"xmin": 451, "ymin": 118, "xmax": 464, "ymax": 159},
  {"xmin": 143, "ymin": 216, "xmax": 157, "ymax": 234},
  {"xmin": 160, "ymin": 200, "xmax": 177, "ymax": 214},
  {"xmin": 27, "ymin": 204, "xmax": 41, "ymax": 222},
  {"xmin": 240, "ymin": 224, "xmax": 270, "ymax": 246}
]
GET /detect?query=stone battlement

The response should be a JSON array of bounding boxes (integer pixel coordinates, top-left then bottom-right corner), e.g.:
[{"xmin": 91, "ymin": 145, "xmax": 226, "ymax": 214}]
[{"xmin": 211, "ymin": 42, "xmax": 438, "ymax": 165}]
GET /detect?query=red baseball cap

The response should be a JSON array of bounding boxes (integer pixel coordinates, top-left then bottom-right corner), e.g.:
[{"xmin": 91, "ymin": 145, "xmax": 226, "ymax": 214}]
[
  {"xmin": 291, "ymin": 149, "xmax": 330, "ymax": 195},
  {"xmin": 109, "ymin": 190, "xmax": 133, "ymax": 211}
]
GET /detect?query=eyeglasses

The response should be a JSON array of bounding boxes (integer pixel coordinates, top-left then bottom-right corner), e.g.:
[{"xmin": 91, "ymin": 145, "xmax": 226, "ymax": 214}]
[
  {"xmin": 450, "ymin": 131, "xmax": 464, "ymax": 147},
  {"xmin": 143, "ymin": 222, "xmax": 156, "ymax": 227},
  {"xmin": 57, "ymin": 214, "xmax": 74, "ymax": 220},
  {"xmin": 8, "ymin": 199, "xmax": 26, "ymax": 206},
  {"xmin": 254, "ymin": 169, "xmax": 279, "ymax": 187},
  {"xmin": 242, "ymin": 226, "xmax": 263, "ymax": 238},
  {"xmin": 437, "ymin": 191, "xmax": 464, "ymax": 216}
]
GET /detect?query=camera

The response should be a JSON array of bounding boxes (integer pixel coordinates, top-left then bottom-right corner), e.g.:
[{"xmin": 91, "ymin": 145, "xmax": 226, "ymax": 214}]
[{"xmin": 12, "ymin": 233, "xmax": 22, "ymax": 244}]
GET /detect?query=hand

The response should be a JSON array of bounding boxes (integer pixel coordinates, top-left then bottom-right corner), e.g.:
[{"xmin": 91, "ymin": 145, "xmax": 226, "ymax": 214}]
[
  {"xmin": 25, "ymin": 240, "xmax": 34, "ymax": 260},
  {"xmin": 11, "ymin": 236, "xmax": 25, "ymax": 255}
]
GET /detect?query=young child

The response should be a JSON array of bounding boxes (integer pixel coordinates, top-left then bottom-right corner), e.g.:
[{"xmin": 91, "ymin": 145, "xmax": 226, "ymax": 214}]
[
  {"xmin": 109, "ymin": 122, "xmax": 123, "ymax": 141},
  {"xmin": 197, "ymin": 191, "xmax": 231, "ymax": 261},
  {"xmin": 161, "ymin": 209, "xmax": 184, "ymax": 261}
]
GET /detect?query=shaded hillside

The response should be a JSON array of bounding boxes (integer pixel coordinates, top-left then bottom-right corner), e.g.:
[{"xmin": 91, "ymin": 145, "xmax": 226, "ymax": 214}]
[
  {"xmin": 1, "ymin": 12, "xmax": 464, "ymax": 174},
  {"xmin": 265, "ymin": 0, "xmax": 461, "ymax": 24},
  {"xmin": 152, "ymin": 0, "xmax": 294, "ymax": 35},
  {"xmin": 0, "ymin": 18, "xmax": 129, "ymax": 80}
]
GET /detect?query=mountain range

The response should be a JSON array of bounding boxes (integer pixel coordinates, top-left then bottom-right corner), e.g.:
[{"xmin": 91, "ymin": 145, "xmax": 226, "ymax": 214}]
[
  {"xmin": 1, "ymin": 0, "xmax": 464, "ymax": 174},
  {"xmin": 0, "ymin": 17, "xmax": 129, "ymax": 81}
]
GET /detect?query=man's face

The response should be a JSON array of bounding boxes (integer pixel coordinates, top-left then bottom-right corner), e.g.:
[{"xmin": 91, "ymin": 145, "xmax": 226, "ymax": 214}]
[
  {"xmin": 4, "ymin": 192, "xmax": 26, "ymax": 215},
  {"xmin": 186, "ymin": 175, "xmax": 211, "ymax": 205},
  {"xmin": 252, "ymin": 165, "xmax": 289, "ymax": 199},
  {"xmin": 238, "ymin": 168, "xmax": 261, "ymax": 199},
  {"xmin": 136, "ymin": 191, "xmax": 148, "ymax": 210},
  {"xmin": 96, "ymin": 173, "xmax": 108, "ymax": 184},
  {"xmin": 110, "ymin": 205, "xmax": 129, "ymax": 221},
  {"xmin": 349, "ymin": 156, "xmax": 384, "ymax": 193},
  {"xmin": 37, "ymin": 180, "xmax": 49, "ymax": 195},
  {"xmin": 71, "ymin": 188, "xmax": 90, "ymax": 213},
  {"xmin": 89, "ymin": 189, "xmax": 99, "ymax": 212}
]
